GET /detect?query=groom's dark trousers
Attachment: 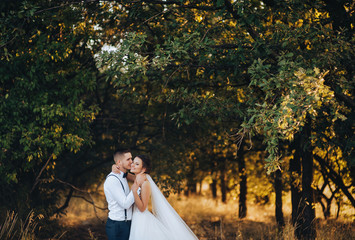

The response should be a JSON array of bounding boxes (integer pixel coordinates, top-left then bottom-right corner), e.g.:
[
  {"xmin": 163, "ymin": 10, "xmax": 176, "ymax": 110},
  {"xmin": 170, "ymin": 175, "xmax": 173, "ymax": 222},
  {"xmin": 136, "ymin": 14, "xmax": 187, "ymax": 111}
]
[{"xmin": 106, "ymin": 218, "xmax": 131, "ymax": 240}]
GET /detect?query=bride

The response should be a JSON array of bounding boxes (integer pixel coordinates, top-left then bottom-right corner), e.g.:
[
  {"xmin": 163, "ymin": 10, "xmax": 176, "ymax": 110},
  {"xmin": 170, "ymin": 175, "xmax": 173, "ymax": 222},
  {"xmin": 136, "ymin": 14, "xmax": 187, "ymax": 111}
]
[{"xmin": 116, "ymin": 155, "xmax": 199, "ymax": 240}]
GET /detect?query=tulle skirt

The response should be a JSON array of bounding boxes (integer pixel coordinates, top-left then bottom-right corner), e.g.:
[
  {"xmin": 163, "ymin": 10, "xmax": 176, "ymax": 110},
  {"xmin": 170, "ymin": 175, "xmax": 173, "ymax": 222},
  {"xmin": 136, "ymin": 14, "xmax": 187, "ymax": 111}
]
[{"xmin": 129, "ymin": 206, "xmax": 172, "ymax": 240}]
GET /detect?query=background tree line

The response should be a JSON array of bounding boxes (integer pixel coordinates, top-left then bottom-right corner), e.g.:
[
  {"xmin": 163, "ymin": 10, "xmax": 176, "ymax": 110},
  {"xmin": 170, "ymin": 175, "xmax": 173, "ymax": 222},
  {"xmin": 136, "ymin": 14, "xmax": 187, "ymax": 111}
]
[{"xmin": 0, "ymin": 0, "xmax": 354, "ymax": 239}]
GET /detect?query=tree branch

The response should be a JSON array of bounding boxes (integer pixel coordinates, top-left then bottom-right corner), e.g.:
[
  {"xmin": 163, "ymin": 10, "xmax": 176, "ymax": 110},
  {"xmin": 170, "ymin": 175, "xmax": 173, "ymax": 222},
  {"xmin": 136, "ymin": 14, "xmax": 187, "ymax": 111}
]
[
  {"xmin": 33, "ymin": 0, "xmax": 96, "ymax": 15},
  {"xmin": 51, "ymin": 178, "xmax": 106, "ymax": 222},
  {"xmin": 72, "ymin": 195, "xmax": 108, "ymax": 211},
  {"xmin": 55, "ymin": 188, "xmax": 74, "ymax": 214},
  {"xmin": 31, "ymin": 154, "xmax": 54, "ymax": 193},
  {"xmin": 334, "ymin": 90, "xmax": 355, "ymax": 110},
  {"xmin": 314, "ymin": 154, "xmax": 355, "ymax": 208},
  {"xmin": 223, "ymin": 0, "xmax": 259, "ymax": 41},
  {"xmin": 140, "ymin": 0, "xmax": 225, "ymax": 11}
]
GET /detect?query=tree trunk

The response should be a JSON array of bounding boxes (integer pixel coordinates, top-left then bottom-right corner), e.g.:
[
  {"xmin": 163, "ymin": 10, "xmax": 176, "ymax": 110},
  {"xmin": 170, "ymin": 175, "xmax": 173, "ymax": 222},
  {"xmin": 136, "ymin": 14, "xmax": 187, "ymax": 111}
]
[
  {"xmin": 211, "ymin": 179, "xmax": 217, "ymax": 199},
  {"xmin": 185, "ymin": 181, "xmax": 197, "ymax": 196},
  {"xmin": 190, "ymin": 182, "xmax": 197, "ymax": 194},
  {"xmin": 296, "ymin": 121, "xmax": 316, "ymax": 240},
  {"xmin": 238, "ymin": 156, "xmax": 247, "ymax": 219},
  {"xmin": 324, "ymin": 199, "xmax": 331, "ymax": 219},
  {"xmin": 290, "ymin": 134, "xmax": 302, "ymax": 225},
  {"xmin": 198, "ymin": 180, "xmax": 203, "ymax": 195},
  {"xmin": 220, "ymin": 169, "xmax": 227, "ymax": 203},
  {"xmin": 219, "ymin": 159, "xmax": 227, "ymax": 203},
  {"xmin": 184, "ymin": 187, "xmax": 189, "ymax": 196},
  {"xmin": 351, "ymin": 164, "xmax": 355, "ymax": 191},
  {"xmin": 185, "ymin": 163, "xmax": 196, "ymax": 196},
  {"xmin": 275, "ymin": 169, "xmax": 285, "ymax": 228}
]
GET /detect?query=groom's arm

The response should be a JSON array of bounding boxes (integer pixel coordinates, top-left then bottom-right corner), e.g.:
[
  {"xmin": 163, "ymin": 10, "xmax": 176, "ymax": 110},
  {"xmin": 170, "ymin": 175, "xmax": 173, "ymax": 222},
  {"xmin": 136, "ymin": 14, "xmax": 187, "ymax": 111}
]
[
  {"xmin": 112, "ymin": 164, "xmax": 135, "ymax": 182},
  {"xmin": 104, "ymin": 177, "xmax": 135, "ymax": 209},
  {"xmin": 126, "ymin": 172, "xmax": 135, "ymax": 182}
]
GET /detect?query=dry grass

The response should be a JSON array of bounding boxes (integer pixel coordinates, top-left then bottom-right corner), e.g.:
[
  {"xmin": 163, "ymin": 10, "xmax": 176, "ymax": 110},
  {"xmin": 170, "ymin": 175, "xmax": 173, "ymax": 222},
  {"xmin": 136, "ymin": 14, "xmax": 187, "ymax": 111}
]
[
  {"xmin": 57, "ymin": 189, "xmax": 354, "ymax": 240},
  {"xmin": 0, "ymin": 210, "xmax": 42, "ymax": 240}
]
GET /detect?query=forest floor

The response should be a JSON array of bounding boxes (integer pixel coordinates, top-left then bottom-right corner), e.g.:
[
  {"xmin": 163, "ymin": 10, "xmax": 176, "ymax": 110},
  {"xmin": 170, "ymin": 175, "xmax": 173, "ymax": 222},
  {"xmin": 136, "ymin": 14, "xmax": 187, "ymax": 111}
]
[{"xmin": 56, "ymin": 191, "xmax": 355, "ymax": 240}]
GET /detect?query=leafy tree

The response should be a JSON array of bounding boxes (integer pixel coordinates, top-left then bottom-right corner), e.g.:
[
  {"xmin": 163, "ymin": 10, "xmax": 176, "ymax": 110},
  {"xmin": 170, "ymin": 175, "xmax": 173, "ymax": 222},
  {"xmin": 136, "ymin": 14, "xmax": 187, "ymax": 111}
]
[
  {"xmin": 96, "ymin": 1, "xmax": 354, "ymax": 239},
  {"xmin": 1, "ymin": 2, "xmax": 353, "ymax": 240},
  {"xmin": 0, "ymin": 0, "xmax": 99, "ymax": 216}
]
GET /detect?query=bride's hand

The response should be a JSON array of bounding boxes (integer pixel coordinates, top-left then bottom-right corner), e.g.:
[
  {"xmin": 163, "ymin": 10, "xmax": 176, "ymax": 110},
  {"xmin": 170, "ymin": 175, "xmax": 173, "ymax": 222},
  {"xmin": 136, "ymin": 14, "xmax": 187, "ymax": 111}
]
[
  {"xmin": 112, "ymin": 164, "xmax": 121, "ymax": 174},
  {"xmin": 131, "ymin": 182, "xmax": 139, "ymax": 192},
  {"xmin": 135, "ymin": 173, "xmax": 146, "ymax": 186}
]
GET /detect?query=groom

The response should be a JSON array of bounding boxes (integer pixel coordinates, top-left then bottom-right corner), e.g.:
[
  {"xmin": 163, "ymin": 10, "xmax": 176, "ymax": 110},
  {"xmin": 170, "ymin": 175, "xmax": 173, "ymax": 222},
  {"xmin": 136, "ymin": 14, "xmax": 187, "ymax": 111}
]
[{"xmin": 104, "ymin": 149, "xmax": 143, "ymax": 240}]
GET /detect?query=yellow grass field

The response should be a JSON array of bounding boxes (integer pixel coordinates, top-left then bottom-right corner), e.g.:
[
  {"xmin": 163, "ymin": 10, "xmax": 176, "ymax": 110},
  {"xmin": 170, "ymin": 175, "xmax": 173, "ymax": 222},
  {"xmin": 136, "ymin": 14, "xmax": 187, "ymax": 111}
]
[{"xmin": 57, "ymin": 183, "xmax": 354, "ymax": 240}]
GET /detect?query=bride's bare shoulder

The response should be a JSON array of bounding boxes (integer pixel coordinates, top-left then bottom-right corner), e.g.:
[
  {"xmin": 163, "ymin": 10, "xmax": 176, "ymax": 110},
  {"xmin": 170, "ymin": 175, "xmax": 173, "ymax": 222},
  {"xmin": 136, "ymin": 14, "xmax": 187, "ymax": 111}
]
[{"xmin": 141, "ymin": 179, "xmax": 151, "ymax": 190}]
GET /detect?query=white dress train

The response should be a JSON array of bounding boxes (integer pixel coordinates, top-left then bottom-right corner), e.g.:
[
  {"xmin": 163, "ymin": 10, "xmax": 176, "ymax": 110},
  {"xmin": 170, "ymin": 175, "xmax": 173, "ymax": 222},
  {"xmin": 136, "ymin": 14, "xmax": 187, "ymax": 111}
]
[{"xmin": 129, "ymin": 175, "xmax": 198, "ymax": 240}]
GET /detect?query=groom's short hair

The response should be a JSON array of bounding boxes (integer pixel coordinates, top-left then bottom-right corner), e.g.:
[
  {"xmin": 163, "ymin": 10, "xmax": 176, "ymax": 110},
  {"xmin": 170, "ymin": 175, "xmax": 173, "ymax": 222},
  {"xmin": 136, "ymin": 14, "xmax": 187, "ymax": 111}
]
[{"xmin": 113, "ymin": 148, "xmax": 131, "ymax": 163}]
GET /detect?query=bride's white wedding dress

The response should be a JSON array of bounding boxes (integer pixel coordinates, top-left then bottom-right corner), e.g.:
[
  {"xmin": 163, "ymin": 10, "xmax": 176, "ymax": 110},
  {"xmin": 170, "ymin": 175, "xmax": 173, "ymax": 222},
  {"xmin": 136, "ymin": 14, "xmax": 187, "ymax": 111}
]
[{"xmin": 129, "ymin": 175, "xmax": 198, "ymax": 240}]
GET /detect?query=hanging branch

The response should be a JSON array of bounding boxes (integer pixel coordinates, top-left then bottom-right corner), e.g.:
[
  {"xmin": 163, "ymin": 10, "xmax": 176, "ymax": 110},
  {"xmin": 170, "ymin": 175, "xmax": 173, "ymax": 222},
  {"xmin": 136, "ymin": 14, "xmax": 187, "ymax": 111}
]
[
  {"xmin": 31, "ymin": 154, "xmax": 54, "ymax": 193},
  {"xmin": 42, "ymin": 178, "xmax": 107, "ymax": 223},
  {"xmin": 314, "ymin": 154, "xmax": 355, "ymax": 208},
  {"xmin": 138, "ymin": 0, "xmax": 225, "ymax": 11}
]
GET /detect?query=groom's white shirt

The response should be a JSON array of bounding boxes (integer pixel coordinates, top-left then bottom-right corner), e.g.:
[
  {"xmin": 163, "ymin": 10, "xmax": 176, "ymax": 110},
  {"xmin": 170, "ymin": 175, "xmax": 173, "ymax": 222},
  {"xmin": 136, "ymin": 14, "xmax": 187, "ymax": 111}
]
[{"xmin": 104, "ymin": 171, "xmax": 134, "ymax": 221}]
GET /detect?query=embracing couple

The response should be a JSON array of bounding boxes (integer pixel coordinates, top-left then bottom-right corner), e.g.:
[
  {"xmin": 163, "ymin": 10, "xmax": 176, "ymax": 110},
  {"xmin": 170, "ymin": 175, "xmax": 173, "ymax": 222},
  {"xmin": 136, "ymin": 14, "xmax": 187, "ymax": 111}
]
[{"xmin": 103, "ymin": 149, "xmax": 199, "ymax": 240}]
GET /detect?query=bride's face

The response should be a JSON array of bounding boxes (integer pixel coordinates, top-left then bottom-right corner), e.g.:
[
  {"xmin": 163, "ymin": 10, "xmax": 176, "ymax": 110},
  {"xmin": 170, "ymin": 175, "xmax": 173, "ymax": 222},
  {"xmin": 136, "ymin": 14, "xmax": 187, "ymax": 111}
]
[{"xmin": 131, "ymin": 157, "xmax": 145, "ymax": 174}]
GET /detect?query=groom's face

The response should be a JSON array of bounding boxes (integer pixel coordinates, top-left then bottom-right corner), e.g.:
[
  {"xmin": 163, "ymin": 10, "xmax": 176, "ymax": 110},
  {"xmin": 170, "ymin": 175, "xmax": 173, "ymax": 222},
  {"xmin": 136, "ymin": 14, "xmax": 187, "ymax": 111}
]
[{"xmin": 118, "ymin": 152, "xmax": 133, "ymax": 172}]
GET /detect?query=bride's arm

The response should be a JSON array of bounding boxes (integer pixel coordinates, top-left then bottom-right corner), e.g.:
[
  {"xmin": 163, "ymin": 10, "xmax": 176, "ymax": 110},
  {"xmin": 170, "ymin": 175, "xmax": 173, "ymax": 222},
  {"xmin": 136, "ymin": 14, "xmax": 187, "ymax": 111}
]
[{"xmin": 132, "ymin": 181, "xmax": 151, "ymax": 212}]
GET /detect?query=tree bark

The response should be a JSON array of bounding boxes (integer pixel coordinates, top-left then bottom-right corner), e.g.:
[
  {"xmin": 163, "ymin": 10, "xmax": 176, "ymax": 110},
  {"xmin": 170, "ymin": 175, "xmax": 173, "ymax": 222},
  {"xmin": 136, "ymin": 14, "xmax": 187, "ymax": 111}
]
[
  {"xmin": 238, "ymin": 156, "xmax": 247, "ymax": 219},
  {"xmin": 290, "ymin": 134, "xmax": 302, "ymax": 225},
  {"xmin": 220, "ymin": 169, "xmax": 227, "ymax": 203},
  {"xmin": 184, "ymin": 162, "xmax": 196, "ymax": 196},
  {"xmin": 351, "ymin": 164, "xmax": 355, "ymax": 190},
  {"xmin": 296, "ymin": 121, "xmax": 316, "ymax": 240},
  {"xmin": 211, "ymin": 179, "xmax": 217, "ymax": 199},
  {"xmin": 274, "ymin": 169, "xmax": 285, "ymax": 228},
  {"xmin": 198, "ymin": 180, "xmax": 203, "ymax": 195},
  {"xmin": 184, "ymin": 181, "xmax": 197, "ymax": 196}
]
